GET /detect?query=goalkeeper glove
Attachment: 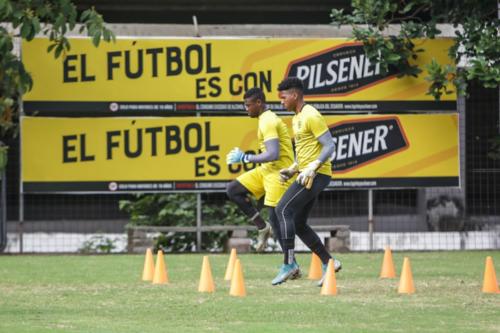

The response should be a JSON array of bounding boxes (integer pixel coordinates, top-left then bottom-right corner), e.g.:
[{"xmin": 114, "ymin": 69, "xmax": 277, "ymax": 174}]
[
  {"xmin": 226, "ymin": 147, "xmax": 252, "ymax": 164},
  {"xmin": 279, "ymin": 162, "xmax": 299, "ymax": 182},
  {"xmin": 296, "ymin": 160, "xmax": 322, "ymax": 188}
]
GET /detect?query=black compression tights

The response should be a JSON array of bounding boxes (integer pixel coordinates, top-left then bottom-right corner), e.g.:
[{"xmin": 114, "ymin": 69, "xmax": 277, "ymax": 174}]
[
  {"xmin": 226, "ymin": 180, "xmax": 266, "ymax": 229},
  {"xmin": 275, "ymin": 174, "xmax": 332, "ymax": 265}
]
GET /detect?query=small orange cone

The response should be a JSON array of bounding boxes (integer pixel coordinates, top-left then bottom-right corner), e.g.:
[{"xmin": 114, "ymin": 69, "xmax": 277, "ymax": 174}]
[
  {"xmin": 224, "ymin": 248, "xmax": 237, "ymax": 281},
  {"xmin": 380, "ymin": 246, "xmax": 396, "ymax": 278},
  {"xmin": 229, "ymin": 259, "xmax": 246, "ymax": 297},
  {"xmin": 320, "ymin": 259, "xmax": 338, "ymax": 296},
  {"xmin": 398, "ymin": 257, "xmax": 415, "ymax": 294},
  {"xmin": 142, "ymin": 248, "xmax": 155, "ymax": 281},
  {"xmin": 152, "ymin": 250, "xmax": 169, "ymax": 284},
  {"xmin": 482, "ymin": 256, "xmax": 500, "ymax": 294},
  {"xmin": 308, "ymin": 252, "xmax": 323, "ymax": 280},
  {"xmin": 198, "ymin": 256, "xmax": 215, "ymax": 293}
]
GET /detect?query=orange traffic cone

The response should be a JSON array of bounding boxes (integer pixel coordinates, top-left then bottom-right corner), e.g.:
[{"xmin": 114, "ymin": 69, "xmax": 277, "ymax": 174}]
[
  {"xmin": 380, "ymin": 246, "xmax": 396, "ymax": 278},
  {"xmin": 320, "ymin": 258, "xmax": 338, "ymax": 296},
  {"xmin": 482, "ymin": 256, "xmax": 500, "ymax": 294},
  {"xmin": 398, "ymin": 257, "xmax": 415, "ymax": 294},
  {"xmin": 152, "ymin": 250, "xmax": 169, "ymax": 284},
  {"xmin": 229, "ymin": 259, "xmax": 246, "ymax": 297},
  {"xmin": 224, "ymin": 248, "xmax": 237, "ymax": 281},
  {"xmin": 198, "ymin": 256, "xmax": 215, "ymax": 293},
  {"xmin": 142, "ymin": 248, "xmax": 155, "ymax": 281},
  {"xmin": 308, "ymin": 252, "xmax": 323, "ymax": 280}
]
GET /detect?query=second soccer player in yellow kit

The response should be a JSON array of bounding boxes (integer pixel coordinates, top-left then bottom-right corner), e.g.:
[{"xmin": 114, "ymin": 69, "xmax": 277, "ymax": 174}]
[
  {"xmin": 226, "ymin": 87, "xmax": 295, "ymax": 254},
  {"xmin": 272, "ymin": 77, "xmax": 342, "ymax": 286}
]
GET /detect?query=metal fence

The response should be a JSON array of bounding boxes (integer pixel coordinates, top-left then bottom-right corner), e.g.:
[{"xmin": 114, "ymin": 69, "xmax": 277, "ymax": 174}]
[{"xmin": 2, "ymin": 81, "xmax": 499, "ymax": 253}]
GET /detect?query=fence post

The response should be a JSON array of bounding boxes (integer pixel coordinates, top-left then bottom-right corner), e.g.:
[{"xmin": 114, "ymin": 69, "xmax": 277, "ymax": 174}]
[
  {"xmin": 18, "ymin": 191, "xmax": 24, "ymax": 254},
  {"xmin": 196, "ymin": 193, "xmax": 202, "ymax": 251},
  {"xmin": 368, "ymin": 189, "xmax": 374, "ymax": 251},
  {"xmin": 0, "ymin": 169, "xmax": 6, "ymax": 252}
]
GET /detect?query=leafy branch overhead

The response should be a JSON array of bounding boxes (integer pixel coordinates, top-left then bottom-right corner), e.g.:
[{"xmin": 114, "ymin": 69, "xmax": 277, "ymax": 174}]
[
  {"xmin": 331, "ymin": 0, "xmax": 499, "ymax": 100},
  {"xmin": 0, "ymin": 0, "xmax": 114, "ymax": 136}
]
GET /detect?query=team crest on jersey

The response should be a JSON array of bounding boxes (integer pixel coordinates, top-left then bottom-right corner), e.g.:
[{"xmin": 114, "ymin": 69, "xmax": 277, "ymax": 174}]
[
  {"xmin": 285, "ymin": 43, "xmax": 398, "ymax": 97},
  {"xmin": 329, "ymin": 117, "xmax": 409, "ymax": 172}
]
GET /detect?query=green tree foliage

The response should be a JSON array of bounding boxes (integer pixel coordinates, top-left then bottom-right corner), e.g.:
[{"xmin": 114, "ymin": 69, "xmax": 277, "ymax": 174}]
[
  {"xmin": 0, "ymin": 0, "xmax": 114, "ymax": 136},
  {"xmin": 331, "ymin": 0, "xmax": 499, "ymax": 100}
]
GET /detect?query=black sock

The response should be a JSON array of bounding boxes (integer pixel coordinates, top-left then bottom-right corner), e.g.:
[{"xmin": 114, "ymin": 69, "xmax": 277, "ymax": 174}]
[
  {"xmin": 251, "ymin": 213, "xmax": 266, "ymax": 229},
  {"xmin": 283, "ymin": 238, "xmax": 295, "ymax": 265},
  {"xmin": 227, "ymin": 181, "xmax": 266, "ymax": 229}
]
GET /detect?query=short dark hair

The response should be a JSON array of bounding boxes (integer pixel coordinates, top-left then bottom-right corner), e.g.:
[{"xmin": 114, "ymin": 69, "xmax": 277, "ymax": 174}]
[
  {"xmin": 243, "ymin": 87, "xmax": 266, "ymax": 102},
  {"xmin": 277, "ymin": 77, "xmax": 304, "ymax": 91}
]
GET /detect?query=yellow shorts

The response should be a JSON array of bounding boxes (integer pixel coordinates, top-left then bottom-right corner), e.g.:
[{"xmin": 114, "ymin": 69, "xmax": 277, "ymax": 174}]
[{"xmin": 237, "ymin": 166, "xmax": 292, "ymax": 207}]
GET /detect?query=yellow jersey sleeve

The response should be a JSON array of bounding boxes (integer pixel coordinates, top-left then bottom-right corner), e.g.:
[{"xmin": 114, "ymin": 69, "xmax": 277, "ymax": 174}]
[{"xmin": 258, "ymin": 110, "xmax": 294, "ymax": 171}]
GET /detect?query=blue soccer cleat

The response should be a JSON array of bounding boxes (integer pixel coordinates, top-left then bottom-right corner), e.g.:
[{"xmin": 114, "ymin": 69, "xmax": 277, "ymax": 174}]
[
  {"xmin": 290, "ymin": 267, "xmax": 302, "ymax": 280},
  {"xmin": 317, "ymin": 259, "xmax": 342, "ymax": 287},
  {"xmin": 290, "ymin": 259, "xmax": 302, "ymax": 280},
  {"xmin": 272, "ymin": 262, "xmax": 300, "ymax": 285}
]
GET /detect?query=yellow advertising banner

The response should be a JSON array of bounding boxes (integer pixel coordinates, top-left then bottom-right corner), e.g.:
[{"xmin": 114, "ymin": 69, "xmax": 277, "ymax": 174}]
[
  {"xmin": 21, "ymin": 114, "xmax": 459, "ymax": 193},
  {"xmin": 22, "ymin": 38, "xmax": 456, "ymax": 113}
]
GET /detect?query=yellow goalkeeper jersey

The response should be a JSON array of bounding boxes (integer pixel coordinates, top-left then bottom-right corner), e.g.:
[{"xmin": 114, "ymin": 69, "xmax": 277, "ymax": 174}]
[{"xmin": 292, "ymin": 104, "xmax": 332, "ymax": 176}]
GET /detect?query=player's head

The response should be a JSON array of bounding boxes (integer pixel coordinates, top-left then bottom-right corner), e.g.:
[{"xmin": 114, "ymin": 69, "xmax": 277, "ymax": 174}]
[
  {"xmin": 243, "ymin": 87, "xmax": 266, "ymax": 118},
  {"xmin": 277, "ymin": 77, "xmax": 304, "ymax": 112}
]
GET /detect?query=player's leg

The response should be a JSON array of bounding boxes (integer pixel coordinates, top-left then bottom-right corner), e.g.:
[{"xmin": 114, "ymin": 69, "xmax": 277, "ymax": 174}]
[
  {"xmin": 226, "ymin": 169, "xmax": 267, "ymax": 229},
  {"xmin": 294, "ymin": 196, "xmax": 332, "ymax": 265},
  {"xmin": 226, "ymin": 180, "xmax": 267, "ymax": 228},
  {"xmin": 267, "ymin": 206, "xmax": 304, "ymax": 280},
  {"xmin": 292, "ymin": 173, "xmax": 342, "ymax": 285},
  {"xmin": 271, "ymin": 182, "xmax": 310, "ymax": 285},
  {"xmin": 294, "ymin": 189, "xmax": 342, "ymax": 279},
  {"xmin": 227, "ymin": 168, "xmax": 274, "ymax": 252},
  {"xmin": 267, "ymin": 206, "xmax": 282, "ymax": 249},
  {"xmin": 261, "ymin": 170, "xmax": 291, "ymax": 252},
  {"xmin": 272, "ymin": 174, "xmax": 335, "ymax": 285},
  {"xmin": 276, "ymin": 179, "xmax": 326, "ymax": 264}
]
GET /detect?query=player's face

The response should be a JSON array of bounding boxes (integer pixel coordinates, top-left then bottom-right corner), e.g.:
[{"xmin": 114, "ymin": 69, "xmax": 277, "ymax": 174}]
[
  {"xmin": 244, "ymin": 97, "xmax": 262, "ymax": 118},
  {"xmin": 278, "ymin": 89, "xmax": 297, "ymax": 111}
]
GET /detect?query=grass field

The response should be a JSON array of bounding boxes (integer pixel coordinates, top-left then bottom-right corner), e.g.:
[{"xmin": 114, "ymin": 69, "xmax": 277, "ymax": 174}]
[{"xmin": 1, "ymin": 251, "xmax": 499, "ymax": 333}]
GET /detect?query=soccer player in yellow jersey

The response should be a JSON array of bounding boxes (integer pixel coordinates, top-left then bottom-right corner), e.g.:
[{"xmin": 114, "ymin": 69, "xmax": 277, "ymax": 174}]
[
  {"xmin": 226, "ymin": 87, "xmax": 295, "ymax": 253},
  {"xmin": 272, "ymin": 77, "xmax": 342, "ymax": 286}
]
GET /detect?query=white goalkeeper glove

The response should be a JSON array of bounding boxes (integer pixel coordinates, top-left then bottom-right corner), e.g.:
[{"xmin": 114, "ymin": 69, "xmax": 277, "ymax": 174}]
[
  {"xmin": 226, "ymin": 147, "xmax": 252, "ymax": 164},
  {"xmin": 279, "ymin": 162, "xmax": 299, "ymax": 182},
  {"xmin": 296, "ymin": 160, "xmax": 322, "ymax": 189}
]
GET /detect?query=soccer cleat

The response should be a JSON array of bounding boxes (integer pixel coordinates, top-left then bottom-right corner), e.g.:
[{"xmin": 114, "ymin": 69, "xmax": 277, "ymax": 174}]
[
  {"xmin": 290, "ymin": 259, "xmax": 302, "ymax": 280},
  {"xmin": 317, "ymin": 259, "xmax": 342, "ymax": 287},
  {"xmin": 272, "ymin": 262, "xmax": 300, "ymax": 285},
  {"xmin": 290, "ymin": 267, "xmax": 302, "ymax": 280},
  {"xmin": 255, "ymin": 222, "xmax": 272, "ymax": 252}
]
